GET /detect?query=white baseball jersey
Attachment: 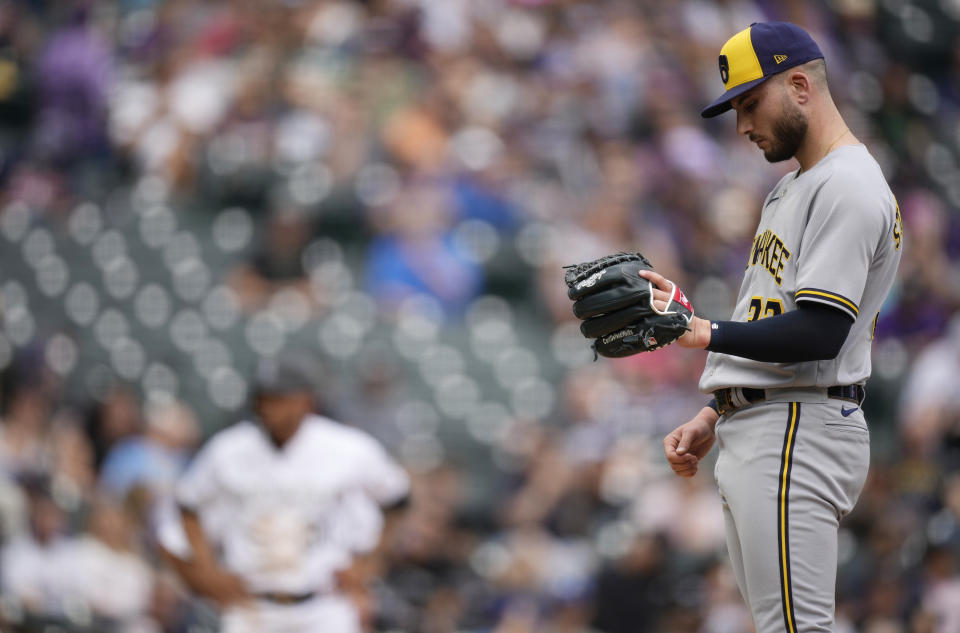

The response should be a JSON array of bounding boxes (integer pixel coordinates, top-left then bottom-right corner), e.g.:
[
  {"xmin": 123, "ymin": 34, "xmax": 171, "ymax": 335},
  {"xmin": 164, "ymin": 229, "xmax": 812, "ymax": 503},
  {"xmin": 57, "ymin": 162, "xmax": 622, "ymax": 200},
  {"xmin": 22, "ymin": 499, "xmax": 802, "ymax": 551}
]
[
  {"xmin": 700, "ymin": 144, "xmax": 903, "ymax": 392},
  {"xmin": 174, "ymin": 414, "xmax": 409, "ymax": 595}
]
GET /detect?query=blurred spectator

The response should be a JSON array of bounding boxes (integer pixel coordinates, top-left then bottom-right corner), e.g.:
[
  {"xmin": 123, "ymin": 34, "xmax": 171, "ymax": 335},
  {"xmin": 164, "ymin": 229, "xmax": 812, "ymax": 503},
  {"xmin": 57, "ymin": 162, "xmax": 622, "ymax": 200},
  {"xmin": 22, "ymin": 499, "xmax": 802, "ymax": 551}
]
[
  {"xmin": 366, "ymin": 179, "xmax": 484, "ymax": 316},
  {"xmin": 31, "ymin": 6, "xmax": 112, "ymax": 166},
  {"xmin": 62, "ymin": 497, "xmax": 156, "ymax": 631},
  {"xmin": 0, "ymin": 479, "xmax": 71, "ymax": 622},
  {"xmin": 629, "ymin": 473, "xmax": 724, "ymax": 558},
  {"xmin": 0, "ymin": 471, "xmax": 26, "ymax": 542},
  {"xmin": 334, "ymin": 346, "xmax": 408, "ymax": 449},
  {"xmin": 592, "ymin": 531, "xmax": 672, "ymax": 633},
  {"xmin": 0, "ymin": 385, "xmax": 51, "ymax": 478},
  {"xmin": 85, "ymin": 385, "xmax": 143, "ymax": 471},
  {"xmin": 46, "ymin": 411, "xmax": 97, "ymax": 509},
  {"xmin": 229, "ymin": 207, "xmax": 317, "ymax": 313},
  {"xmin": 898, "ymin": 315, "xmax": 960, "ymax": 459},
  {"xmin": 698, "ymin": 559, "xmax": 753, "ymax": 633},
  {"xmin": 0, "ymin": 2, "xmax": 39, "ymax": 180},
  {"xmin": 917, "ymin": 545, "xmax": 960, "ymax": 633},
  {"xmin": 99, "ymin": 396, "xmax": 198, "ymax": 503},
  {"xmin": 879, "ymin": 191, "xmax": 959, "ymax": 344}
]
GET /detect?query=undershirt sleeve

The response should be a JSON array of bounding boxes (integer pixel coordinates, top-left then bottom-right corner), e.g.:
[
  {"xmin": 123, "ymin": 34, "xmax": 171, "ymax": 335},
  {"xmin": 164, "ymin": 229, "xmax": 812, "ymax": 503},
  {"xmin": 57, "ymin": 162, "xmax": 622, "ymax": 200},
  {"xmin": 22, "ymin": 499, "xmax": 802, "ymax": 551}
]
[{"xmin": 706, "ymin": 302, "xmax": 853, "ymax": 362}]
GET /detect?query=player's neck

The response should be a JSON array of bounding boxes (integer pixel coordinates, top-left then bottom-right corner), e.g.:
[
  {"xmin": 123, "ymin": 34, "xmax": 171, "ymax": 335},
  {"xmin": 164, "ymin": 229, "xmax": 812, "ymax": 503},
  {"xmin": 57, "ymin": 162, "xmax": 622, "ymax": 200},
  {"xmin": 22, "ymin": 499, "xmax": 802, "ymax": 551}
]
[
  {"xmin": 795, "ymin": 109, "xmax": 857, "ymax": 173},
  {"xmin": 264, "ymin": 420, "xmax": 305, "ymax": 449}
]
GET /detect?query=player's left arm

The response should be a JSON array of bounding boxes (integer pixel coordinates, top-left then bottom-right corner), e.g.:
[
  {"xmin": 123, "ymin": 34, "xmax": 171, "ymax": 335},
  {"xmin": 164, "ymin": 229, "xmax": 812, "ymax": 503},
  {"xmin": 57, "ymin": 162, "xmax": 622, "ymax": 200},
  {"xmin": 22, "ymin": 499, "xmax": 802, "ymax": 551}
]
[
  {"xmin": 700, "ymin": 303, "xmax": 852, "ymax": 361},
  {"xmin": 640, "ymin": 270, "xmax": 852, "ymax": 360},
  {"xmin": 334, "ymin": 469, "xmax": 407, "ymax": 632},
  {"xmin": 335, "ymin": 556, "xmax": 377, "ymax": 631}
]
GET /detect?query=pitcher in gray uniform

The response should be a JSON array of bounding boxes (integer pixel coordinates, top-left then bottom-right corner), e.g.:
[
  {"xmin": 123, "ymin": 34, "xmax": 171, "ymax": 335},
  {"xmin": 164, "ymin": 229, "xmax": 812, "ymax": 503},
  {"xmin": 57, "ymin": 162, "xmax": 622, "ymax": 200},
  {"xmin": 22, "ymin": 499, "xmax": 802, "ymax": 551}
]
[{"xmin": 643, "ymin": 22, "xmax": 903, "ymax": 633}]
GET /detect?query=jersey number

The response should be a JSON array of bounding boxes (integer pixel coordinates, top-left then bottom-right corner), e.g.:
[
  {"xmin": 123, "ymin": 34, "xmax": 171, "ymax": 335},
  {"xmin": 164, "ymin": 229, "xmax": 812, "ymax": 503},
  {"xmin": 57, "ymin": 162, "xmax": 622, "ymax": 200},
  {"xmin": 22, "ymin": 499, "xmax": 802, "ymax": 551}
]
[{"xmin": 747, "ymin": 296, "xmax": 784, "ymax": 321}]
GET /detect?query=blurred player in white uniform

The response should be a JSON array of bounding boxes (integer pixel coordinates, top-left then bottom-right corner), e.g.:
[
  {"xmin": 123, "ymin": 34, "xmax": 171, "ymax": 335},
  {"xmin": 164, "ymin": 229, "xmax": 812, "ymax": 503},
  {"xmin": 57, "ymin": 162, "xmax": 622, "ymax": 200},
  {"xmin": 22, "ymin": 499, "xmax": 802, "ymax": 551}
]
[{"xmin": 162, "ymin": 353, "xmax": 410, "ymax": 633}]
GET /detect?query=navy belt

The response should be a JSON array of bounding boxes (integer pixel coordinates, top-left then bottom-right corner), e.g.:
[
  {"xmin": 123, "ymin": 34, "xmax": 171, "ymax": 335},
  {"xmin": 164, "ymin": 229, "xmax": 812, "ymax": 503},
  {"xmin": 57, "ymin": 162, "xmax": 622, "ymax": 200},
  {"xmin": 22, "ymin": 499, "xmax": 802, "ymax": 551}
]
[{"xmin": 713, "ymin": 384, "xmax": 864, "ymax": 416}]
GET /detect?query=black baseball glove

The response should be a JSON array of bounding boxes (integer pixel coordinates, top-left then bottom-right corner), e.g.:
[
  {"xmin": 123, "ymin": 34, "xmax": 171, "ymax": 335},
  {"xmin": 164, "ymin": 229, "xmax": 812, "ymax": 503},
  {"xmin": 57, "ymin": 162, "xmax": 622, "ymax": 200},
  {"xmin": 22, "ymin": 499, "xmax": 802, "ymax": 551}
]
[{"xmin": 564, "ymin": 252, "xmax": 694, "ymax": 358}]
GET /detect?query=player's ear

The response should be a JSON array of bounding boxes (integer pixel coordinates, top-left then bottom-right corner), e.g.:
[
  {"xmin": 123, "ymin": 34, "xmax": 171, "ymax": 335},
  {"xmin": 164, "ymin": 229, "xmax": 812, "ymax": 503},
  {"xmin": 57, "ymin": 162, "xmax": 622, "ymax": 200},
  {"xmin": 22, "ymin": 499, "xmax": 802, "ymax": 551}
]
[{"xmin": 786, "ymin": 71, "xmax": 812, "ymax": 105}]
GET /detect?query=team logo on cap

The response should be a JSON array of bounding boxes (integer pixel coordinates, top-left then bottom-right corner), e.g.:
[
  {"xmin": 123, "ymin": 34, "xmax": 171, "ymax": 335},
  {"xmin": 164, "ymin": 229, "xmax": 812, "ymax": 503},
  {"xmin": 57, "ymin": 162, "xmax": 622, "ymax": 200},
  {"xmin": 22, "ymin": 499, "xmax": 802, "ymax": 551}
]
[
  {"xmin": 718, "ymin": 54, "xmax": 729, "ymax": 83},
  {"xmin": 774, "ymin": 54, "xmax": 788, "ymax": 64}
]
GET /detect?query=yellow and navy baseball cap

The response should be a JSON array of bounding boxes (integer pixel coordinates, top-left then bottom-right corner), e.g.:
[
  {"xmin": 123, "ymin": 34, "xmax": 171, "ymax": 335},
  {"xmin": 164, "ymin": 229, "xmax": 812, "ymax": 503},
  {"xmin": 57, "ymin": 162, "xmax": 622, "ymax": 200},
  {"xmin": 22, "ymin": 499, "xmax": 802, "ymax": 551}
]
[{"xmin": 701, "ymin": 21, "xmax": 824, "ymax": 118}]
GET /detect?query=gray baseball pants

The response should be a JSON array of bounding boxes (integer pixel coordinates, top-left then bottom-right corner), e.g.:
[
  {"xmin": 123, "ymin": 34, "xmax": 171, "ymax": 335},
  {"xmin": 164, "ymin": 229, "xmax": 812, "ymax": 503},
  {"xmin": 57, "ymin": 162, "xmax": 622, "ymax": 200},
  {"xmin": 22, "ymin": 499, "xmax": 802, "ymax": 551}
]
[{"xmin": 714, "ymin": 396, "xmax": 870, "ymax": 633}]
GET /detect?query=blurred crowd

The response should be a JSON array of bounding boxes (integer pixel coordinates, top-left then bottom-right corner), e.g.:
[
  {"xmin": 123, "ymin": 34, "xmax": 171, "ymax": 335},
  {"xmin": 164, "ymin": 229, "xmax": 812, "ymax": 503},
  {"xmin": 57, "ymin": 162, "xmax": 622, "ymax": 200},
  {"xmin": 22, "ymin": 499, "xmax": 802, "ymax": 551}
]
[{"xmin": 1, "ymin": 0, "xmax": 960, "ymax": 631}]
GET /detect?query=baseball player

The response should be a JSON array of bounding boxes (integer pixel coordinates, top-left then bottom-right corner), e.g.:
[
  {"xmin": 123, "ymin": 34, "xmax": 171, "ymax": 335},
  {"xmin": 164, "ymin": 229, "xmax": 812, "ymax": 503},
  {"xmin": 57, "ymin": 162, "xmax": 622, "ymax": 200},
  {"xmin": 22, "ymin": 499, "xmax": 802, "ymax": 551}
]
[
  {"xmin": 647, "ymin": 22, "xmax": 903, "ymax": 633},
  {"xmin": 162, "ymin": 353, "xmax": 410, "ymax": 633}
]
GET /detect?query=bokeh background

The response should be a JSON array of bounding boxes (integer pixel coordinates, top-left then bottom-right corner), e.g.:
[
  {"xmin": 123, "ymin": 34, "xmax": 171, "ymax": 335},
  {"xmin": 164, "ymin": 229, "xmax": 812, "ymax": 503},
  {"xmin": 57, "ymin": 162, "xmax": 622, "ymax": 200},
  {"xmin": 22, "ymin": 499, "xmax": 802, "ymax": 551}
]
[{"xmin": 1, "ymin": 0, "xmax": 959, "ymax": 632}]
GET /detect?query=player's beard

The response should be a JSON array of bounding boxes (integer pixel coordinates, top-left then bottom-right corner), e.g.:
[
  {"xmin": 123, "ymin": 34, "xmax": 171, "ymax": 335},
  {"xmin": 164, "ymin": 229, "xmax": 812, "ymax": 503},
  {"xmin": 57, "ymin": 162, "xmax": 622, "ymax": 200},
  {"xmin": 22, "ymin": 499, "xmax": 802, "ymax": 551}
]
[{"xmin": 762, "ymin": 99, "xmax": 808, "ymax": 163}]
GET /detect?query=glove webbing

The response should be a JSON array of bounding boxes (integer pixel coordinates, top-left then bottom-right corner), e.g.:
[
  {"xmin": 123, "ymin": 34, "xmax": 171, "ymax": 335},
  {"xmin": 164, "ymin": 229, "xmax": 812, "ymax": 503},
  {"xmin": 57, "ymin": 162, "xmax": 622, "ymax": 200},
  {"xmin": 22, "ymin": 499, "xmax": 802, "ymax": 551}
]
[{"xmin": 563, "ymin": 252, "xmax": 652, "ymax": 286}]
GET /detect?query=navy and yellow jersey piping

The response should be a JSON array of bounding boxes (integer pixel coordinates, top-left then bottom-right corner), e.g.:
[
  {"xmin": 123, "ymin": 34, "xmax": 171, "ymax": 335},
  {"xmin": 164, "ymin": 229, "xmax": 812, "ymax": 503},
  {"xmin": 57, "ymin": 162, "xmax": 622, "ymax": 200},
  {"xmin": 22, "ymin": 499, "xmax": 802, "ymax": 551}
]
[{"xmin": 794, "ymin": 288, "xmax": 859, "ymax": 321}]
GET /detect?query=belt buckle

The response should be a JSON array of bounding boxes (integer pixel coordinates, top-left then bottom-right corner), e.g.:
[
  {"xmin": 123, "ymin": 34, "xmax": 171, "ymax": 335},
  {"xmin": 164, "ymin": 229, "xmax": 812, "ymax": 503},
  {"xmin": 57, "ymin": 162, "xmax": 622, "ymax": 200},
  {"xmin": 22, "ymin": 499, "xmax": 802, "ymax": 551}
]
[
  {"xmin": 715, "ymin": 388, "xmax": 733, "ymax": 416},
  {"xmin": 715, "ymin": 387, "xmax": 759, "ymax": 415}
]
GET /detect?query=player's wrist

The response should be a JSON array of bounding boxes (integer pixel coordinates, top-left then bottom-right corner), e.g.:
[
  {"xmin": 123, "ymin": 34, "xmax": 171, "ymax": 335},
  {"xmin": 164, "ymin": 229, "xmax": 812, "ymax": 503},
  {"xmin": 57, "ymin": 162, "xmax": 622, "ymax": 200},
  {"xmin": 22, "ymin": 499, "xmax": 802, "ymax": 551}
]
[
  {"xmin": 698, "ymin": 318, "xmax": 713, "ymax": 349},
  {"xmin": 698, "ymin": 405, "xmax": 720, "ymax": 428},
  {"xmin": 680, "ymin": 317, "xmax": 713, "ymax": 349}
]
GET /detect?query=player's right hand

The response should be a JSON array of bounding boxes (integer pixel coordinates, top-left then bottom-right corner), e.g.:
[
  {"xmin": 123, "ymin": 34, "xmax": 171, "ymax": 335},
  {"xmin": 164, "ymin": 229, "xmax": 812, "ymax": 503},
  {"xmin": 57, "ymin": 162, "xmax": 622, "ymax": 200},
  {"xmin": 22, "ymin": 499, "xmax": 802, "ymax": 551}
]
[{"xmin": 663, "ymin": 406, "xmax": 720, "ymax": 477}]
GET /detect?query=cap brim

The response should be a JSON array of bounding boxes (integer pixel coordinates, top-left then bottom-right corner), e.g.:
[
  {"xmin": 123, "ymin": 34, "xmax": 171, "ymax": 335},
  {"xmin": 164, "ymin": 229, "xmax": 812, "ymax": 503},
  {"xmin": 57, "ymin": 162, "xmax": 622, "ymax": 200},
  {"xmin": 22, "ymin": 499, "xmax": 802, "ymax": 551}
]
[{"xmin": 700, "ymin": 76, "xmax": 770, "ymax": 118}]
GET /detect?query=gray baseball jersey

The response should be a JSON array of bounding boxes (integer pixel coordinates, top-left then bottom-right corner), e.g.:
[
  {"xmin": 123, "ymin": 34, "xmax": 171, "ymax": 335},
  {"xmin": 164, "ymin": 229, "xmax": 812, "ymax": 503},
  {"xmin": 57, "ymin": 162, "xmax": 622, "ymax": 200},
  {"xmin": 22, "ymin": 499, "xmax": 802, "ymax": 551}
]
[{"xmin": 700, "ymin": 144, "xmax": 903, "ymax": 393}]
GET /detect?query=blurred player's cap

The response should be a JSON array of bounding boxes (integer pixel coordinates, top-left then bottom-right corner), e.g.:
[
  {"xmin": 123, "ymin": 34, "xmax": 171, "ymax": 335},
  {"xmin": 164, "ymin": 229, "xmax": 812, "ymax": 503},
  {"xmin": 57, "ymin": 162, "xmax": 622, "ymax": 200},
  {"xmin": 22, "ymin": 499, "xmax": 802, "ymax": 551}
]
[
  {"xmin": 253, "ymin": 352, "xmax": 320, "ymax": 396},
  {"xmin": 701, "ymin": 22, "xmax": 824, "ymax": 118}
]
